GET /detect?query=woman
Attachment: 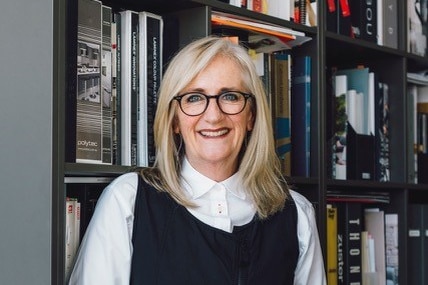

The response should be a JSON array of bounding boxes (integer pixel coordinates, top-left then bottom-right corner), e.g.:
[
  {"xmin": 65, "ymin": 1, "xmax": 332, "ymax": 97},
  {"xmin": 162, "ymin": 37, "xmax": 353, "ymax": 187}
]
[{"xmin": 69, "ymin": 36, "xmax": 326, "ymax": 285}]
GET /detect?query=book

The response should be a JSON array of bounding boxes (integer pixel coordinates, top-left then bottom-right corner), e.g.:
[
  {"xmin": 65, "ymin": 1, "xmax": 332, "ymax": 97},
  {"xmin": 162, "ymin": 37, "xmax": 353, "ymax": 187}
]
[
  {"xmin": 337, "ymin": 0, "xmax": 353, "ymax": 37},
  {"xmin": 335, "ymin": 66, "xmax": 370, "ymax": 135},
  {"xmin": 327, "ymin": 204, "xmax": 338, "ymax": 285},
  {"xmin": 408, "ymin": 0, "xmax": 428, "ymax": 56},
  {"xmin": 291, "ymin": 55, "xmax": 311, "ymax": 177},
  {"xmin": 120, "ymin": 10, "xmax": 139, "ymax": 166},
  {"xmin": 111, "ymin": 13, "xmax": 119, "ymax": 165},
  {"xmin": 271, "ymin": 53, "xmax": 291, "ymax": 176},
  {"xmin": 382, "ymin": 0, "xmax": 398, "ymax": 49},
  {"xmin": 364, "ymin": 208, "xmax": 386, "ymax": 285},
  {"xmin": 332, "ymin": 74, "xmax": 348, "ymax": 180},
  {"xmin": 336, "ymin": 202, "xmax": 363, "ymax": 285},
  {"xmin": 407, "ymin": 204, "xmax": 424, "ymax": 285},
  {"xmin": 361, "ymin": 231, "xmax": 378, "ymax": 285},
  {"xmin": 76, "ymin": 0, "xmax": 103, "ymax": 163},
  {"xmin": 113, "ymin": 12, "xmax": 122, "ymax": 165},
  {"xmin": 326, "ymin": 0, "xmax": 338, "ymax": 32},
  {"xmin": 211, "ymin": 11, "xmax": 311, "ymax": 50},
  {"xmin": 384, "ymin": 213, "xmax": 398, "ymax": 285},
  {"xmin": 65, "ymin": 198, "xmax": 79, "ymax": 280},
  {"xmin": 374, "ymin": 82, "xmax": 390, "ymax": 182},
  {"xmin": 65, "ymin": 177, "xmax": 113, "ymax": 241},
  {"xmin": 138, "ymin": 12, "xmax": 163, "ymax": 167},
  {"xmin": 101, "ymin": 5, "xmax": 113, "ymax": 165},
  {"xmin": 348, "ymin": 0, "xmax": 377, "ymax": 42},
  {"xmin": 407, "ymin": 84, "xmax": 418, "ymax": 183}
]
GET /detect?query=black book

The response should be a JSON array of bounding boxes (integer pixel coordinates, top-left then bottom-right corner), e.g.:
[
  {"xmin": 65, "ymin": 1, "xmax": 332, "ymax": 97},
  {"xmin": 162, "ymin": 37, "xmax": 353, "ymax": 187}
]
[
  {"xmin": 138, "ymin": 12, "xmax": 163, "ymax": 167},
  {"xmin": 407, "ymin": 204, "xmax": 424, "ymax": 285},
  {"xmin": 375, "ymin": 81, "xmax": 390, "ymax": 181},
  {"xmin": 347, "ymin": 124, "xmax": 375, "ymax": 180},
  {"xmin": 337, "ymin": 202, "xmax": 363, "ymax": 285},
  {"xmin": 349, "ymin": 0, "xmax": 377, "ymax": 42},
  {"xmin": 338, "ymin": 0, "xmax": 353, "ymax": 37},
  {"xmin": 326, "ymin": 0, "xmax": 338, "ymax": 32}
]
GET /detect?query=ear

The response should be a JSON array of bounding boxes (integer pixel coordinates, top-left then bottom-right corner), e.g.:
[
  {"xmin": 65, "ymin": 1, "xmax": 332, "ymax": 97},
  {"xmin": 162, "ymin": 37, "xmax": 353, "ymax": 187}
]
[
  {"xmin": 173, "ymin": 118, "xmax": 180, "ymax": 134},
  {"xmin": 246, "ymin": 112, "xmax": 254, "ymax": 131}
]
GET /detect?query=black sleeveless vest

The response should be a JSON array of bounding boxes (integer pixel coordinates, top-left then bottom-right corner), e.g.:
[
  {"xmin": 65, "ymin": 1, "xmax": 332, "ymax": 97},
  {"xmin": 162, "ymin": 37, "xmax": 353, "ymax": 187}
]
[{"xmin": 130, "ymin": 176, "xmax": 299, "ymax": 285}]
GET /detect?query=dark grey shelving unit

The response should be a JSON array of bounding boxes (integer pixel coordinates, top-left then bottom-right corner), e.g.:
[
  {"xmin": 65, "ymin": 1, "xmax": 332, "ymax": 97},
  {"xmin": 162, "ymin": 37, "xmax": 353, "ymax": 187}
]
[{"xmin": 2, "ymin": 0, "xmax": 428, "ymax": 284}]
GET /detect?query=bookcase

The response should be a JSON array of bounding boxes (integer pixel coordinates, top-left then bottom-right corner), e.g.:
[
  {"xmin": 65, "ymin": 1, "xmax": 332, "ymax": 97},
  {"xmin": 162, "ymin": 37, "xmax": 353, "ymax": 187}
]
[{"xmin": 1, "ymin": 0, "xmax": 428, "ymax": 284}]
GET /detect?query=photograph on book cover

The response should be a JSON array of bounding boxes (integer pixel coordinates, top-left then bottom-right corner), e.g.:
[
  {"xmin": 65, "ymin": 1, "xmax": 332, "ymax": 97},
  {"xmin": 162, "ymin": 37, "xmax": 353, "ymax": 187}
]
[{"xmin": 76, "ymin": 40, "xmax": 103, "ymax": 163}]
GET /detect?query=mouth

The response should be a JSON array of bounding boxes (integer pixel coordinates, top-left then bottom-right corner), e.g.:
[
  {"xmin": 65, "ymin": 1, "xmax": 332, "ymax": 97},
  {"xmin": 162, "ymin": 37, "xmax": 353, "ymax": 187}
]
[{"xmin": 199, "ymin": 128, "xmax": 229, "ymax": 137}]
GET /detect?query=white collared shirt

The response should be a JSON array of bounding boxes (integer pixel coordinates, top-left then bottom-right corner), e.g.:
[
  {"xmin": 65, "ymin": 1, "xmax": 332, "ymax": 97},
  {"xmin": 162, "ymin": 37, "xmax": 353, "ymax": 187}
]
[
  {"xmin": 69, "ymin": 168, "xmax": 326, "ymax": 285},
  {"xmin": 180, "ymin": 158, "xmax": 256, "ymax": 232}
]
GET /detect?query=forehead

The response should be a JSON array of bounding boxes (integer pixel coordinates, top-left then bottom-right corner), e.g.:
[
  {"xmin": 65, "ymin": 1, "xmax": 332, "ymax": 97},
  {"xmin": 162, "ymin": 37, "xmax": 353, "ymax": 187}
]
[{"xmin": 184, "ymin": 55, "xmax": 245, "ymax": 91}]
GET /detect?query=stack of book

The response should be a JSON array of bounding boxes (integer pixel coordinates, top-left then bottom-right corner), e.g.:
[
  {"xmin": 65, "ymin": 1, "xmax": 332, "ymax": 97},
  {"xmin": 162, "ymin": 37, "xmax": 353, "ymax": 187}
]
[{"xmin": 70, "ymin": 0, "xmax": 163, "ymax": 167}]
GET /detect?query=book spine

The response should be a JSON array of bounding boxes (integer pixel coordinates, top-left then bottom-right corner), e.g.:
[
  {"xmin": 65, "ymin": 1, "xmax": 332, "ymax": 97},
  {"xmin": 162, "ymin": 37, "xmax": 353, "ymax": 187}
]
[
  {"xmin": 327, "ymin": 0, "xmax": 338, "ymax": 32},
  {"xmin": 327, "ymin": 204, "xmax": 338, "ymax": 285},
  {"xmin": 130, "ymin": 12, "xmax": 139, "ymax": 167},
  {"xmin": 138, "ymin": 12, "xmax": 163, "ymax": 167},
  {"xmin": 423, "ymin": 205, "xmax": 428, "ymax": 285},
  {"xmin": 346, "ymin": 203, "xmax": 362, "ymax": 284},
  {"xmin": 338, "ymin": 0, "xmax": 353, "ymax": 37},
  {"xmin": 361, "ymin": 0, "xmax": 377, "ymax": 42},
  {"xmin": 384, "ymin": 213, "xmax": 399, "ymax": 285},
  {"xmin": 76, "ymin": 0, "xmax": 103, "ymax": 164},
  {"xmin": 291, "ymin": 55, "xmax": 311, "ymax": 177},
  {"xmin": 337, "ymin": 202, "xmax": 362, "ymax": 285},
  {"xmin": 383, "ymin": 0, "xmax": 398, "ymax": 48},
  {"xmin": 332, "ymin": 74, "xmax": 348, "ymax": 180},
  {"xmin": 272, "ymin": 53, "xmax": 291, "ymax": 176},
  {"xmin": 114, "ymin": 12, "xmax": 122, "ymax": 165},
  {"xmin": 336, "ymin": 203, "xmax": 348, "ymax": 285},
  {"xmin": 407, "ymin": 204, "xmax": 423, "ymax": 285},
  {"xmin": 101, "ymin": 5, "xmax": 113, "ymax": 164},
  {"xmin": 120, "ymin": 10, "xmax": 138, "ymax": 166},
  {"xmin": 376, "ymin": 82, "xmax": 390, "ymax": 181}
]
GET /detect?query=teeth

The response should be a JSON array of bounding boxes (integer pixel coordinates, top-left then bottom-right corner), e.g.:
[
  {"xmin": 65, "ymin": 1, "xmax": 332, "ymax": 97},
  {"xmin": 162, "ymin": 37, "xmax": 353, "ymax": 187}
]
[{"xmin": 200, "ymin": 129, "xmax": 229, "ymax": 137}]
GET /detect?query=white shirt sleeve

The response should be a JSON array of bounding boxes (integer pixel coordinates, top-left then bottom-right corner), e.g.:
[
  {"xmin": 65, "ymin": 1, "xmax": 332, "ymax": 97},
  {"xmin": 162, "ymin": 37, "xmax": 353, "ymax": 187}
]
[
  {"xmin": 68, "ymin": 172, "xmax": 138, "ymax": 285},
  {"xmin": 291, "ymin": 190, "xmax": 327, "ymax": 285}
]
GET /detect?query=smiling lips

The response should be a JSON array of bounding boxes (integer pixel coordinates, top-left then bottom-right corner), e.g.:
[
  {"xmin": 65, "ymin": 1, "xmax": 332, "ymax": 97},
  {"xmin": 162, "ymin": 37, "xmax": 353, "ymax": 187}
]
[{"xmin": 200, "ymin": 128, "xmax": 230, "ymax": 137}]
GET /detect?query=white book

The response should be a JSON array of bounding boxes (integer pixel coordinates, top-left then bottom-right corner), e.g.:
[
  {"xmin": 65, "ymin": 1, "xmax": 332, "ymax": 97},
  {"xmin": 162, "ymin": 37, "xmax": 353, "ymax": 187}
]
[
  {"xmin": 377, "ymin": 0, "xmax": 384, "ymax": 46},
  {"xmin": 65, "ymin": 198, "xmax": 77, "ymax": 279},
  {"xmin": 120, "ymin": 10, "xmax": 139, "ymax": 166},
  {"xmin": 368, "ymin": 72, "xmax": 375, "ymax": 135},
  {"xmin": 364, "ymin": 209, "xmax": 386, "ymax": 285},
  {"xmin": 347, "ymin": 89, "xmax": 364, "ymax": 134},
  {"xmin": 267, "ymin": 0, "xmax": 290, "ymax": 21}
]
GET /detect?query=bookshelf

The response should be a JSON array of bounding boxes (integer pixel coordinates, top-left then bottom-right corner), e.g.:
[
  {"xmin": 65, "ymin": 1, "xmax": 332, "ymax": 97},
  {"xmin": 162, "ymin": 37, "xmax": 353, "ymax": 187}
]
[{"xmin": 1, "ymin": 0, "xmax": 428, "ymax": 284}]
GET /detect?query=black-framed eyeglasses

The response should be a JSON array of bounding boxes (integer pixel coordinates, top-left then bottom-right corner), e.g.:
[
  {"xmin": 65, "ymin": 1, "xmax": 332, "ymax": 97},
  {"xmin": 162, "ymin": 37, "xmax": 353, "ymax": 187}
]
[{"xmin": 173, "ymin": 91, "xmax": 254, "ymax": 116}]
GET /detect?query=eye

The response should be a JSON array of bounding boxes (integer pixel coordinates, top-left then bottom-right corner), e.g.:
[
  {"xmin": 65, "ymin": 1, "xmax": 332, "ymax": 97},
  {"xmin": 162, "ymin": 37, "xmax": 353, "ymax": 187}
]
[
  {"xmin": 220, "ymin": 92, "xmax": 241, "ymax": 102},
  {"xmin": 183, "ymin": 93, "xmax": 205, "ymax": 104}
]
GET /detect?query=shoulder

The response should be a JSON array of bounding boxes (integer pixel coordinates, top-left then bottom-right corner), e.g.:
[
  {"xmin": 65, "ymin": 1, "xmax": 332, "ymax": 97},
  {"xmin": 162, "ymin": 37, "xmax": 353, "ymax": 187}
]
[
  {"xmin": 288, "ymin": 190, "xmax": 317, "ymax": 237},
  {"xmin": 96, "ymin": 172, "xmax": 139, "ymax": 215},
  {"xmin": 289, "ymin": 190, "xmax": 315, "ymax": 215}
]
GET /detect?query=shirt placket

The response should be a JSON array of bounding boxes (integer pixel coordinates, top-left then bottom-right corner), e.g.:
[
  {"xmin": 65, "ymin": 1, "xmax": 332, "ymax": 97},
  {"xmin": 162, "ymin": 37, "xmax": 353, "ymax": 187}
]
[{"xmin": 210, "ymin": 183, "xmax": 231, "ymax": 232}]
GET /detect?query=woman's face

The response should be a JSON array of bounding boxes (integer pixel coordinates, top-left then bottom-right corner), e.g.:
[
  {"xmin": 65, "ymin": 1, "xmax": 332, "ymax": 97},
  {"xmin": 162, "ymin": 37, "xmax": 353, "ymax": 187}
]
[{"xmin": 174, "ymin": 55, "xmax": 254, "ymax": 180}]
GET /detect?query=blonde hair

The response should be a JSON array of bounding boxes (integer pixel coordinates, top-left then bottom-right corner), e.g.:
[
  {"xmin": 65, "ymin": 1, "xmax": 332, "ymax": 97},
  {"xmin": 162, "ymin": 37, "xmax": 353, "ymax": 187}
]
[{"xmin": 139, "ymin": 36, "xmax": 288, "ymax": 218}]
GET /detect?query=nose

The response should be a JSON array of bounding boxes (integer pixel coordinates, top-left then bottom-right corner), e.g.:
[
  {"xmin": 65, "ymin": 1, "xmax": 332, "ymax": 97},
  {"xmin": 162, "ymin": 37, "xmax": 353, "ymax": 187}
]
[{"xmin": 203, "ymin": 97, "xmax": 224, "ymax": 120}]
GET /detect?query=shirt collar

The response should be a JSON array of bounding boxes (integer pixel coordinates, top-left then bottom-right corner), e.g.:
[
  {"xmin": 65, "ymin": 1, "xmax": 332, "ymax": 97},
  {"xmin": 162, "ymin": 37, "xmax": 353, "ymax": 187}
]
[{"xmin": 181, "ymin": 158, "xmax": 247, "ymax": 200}]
